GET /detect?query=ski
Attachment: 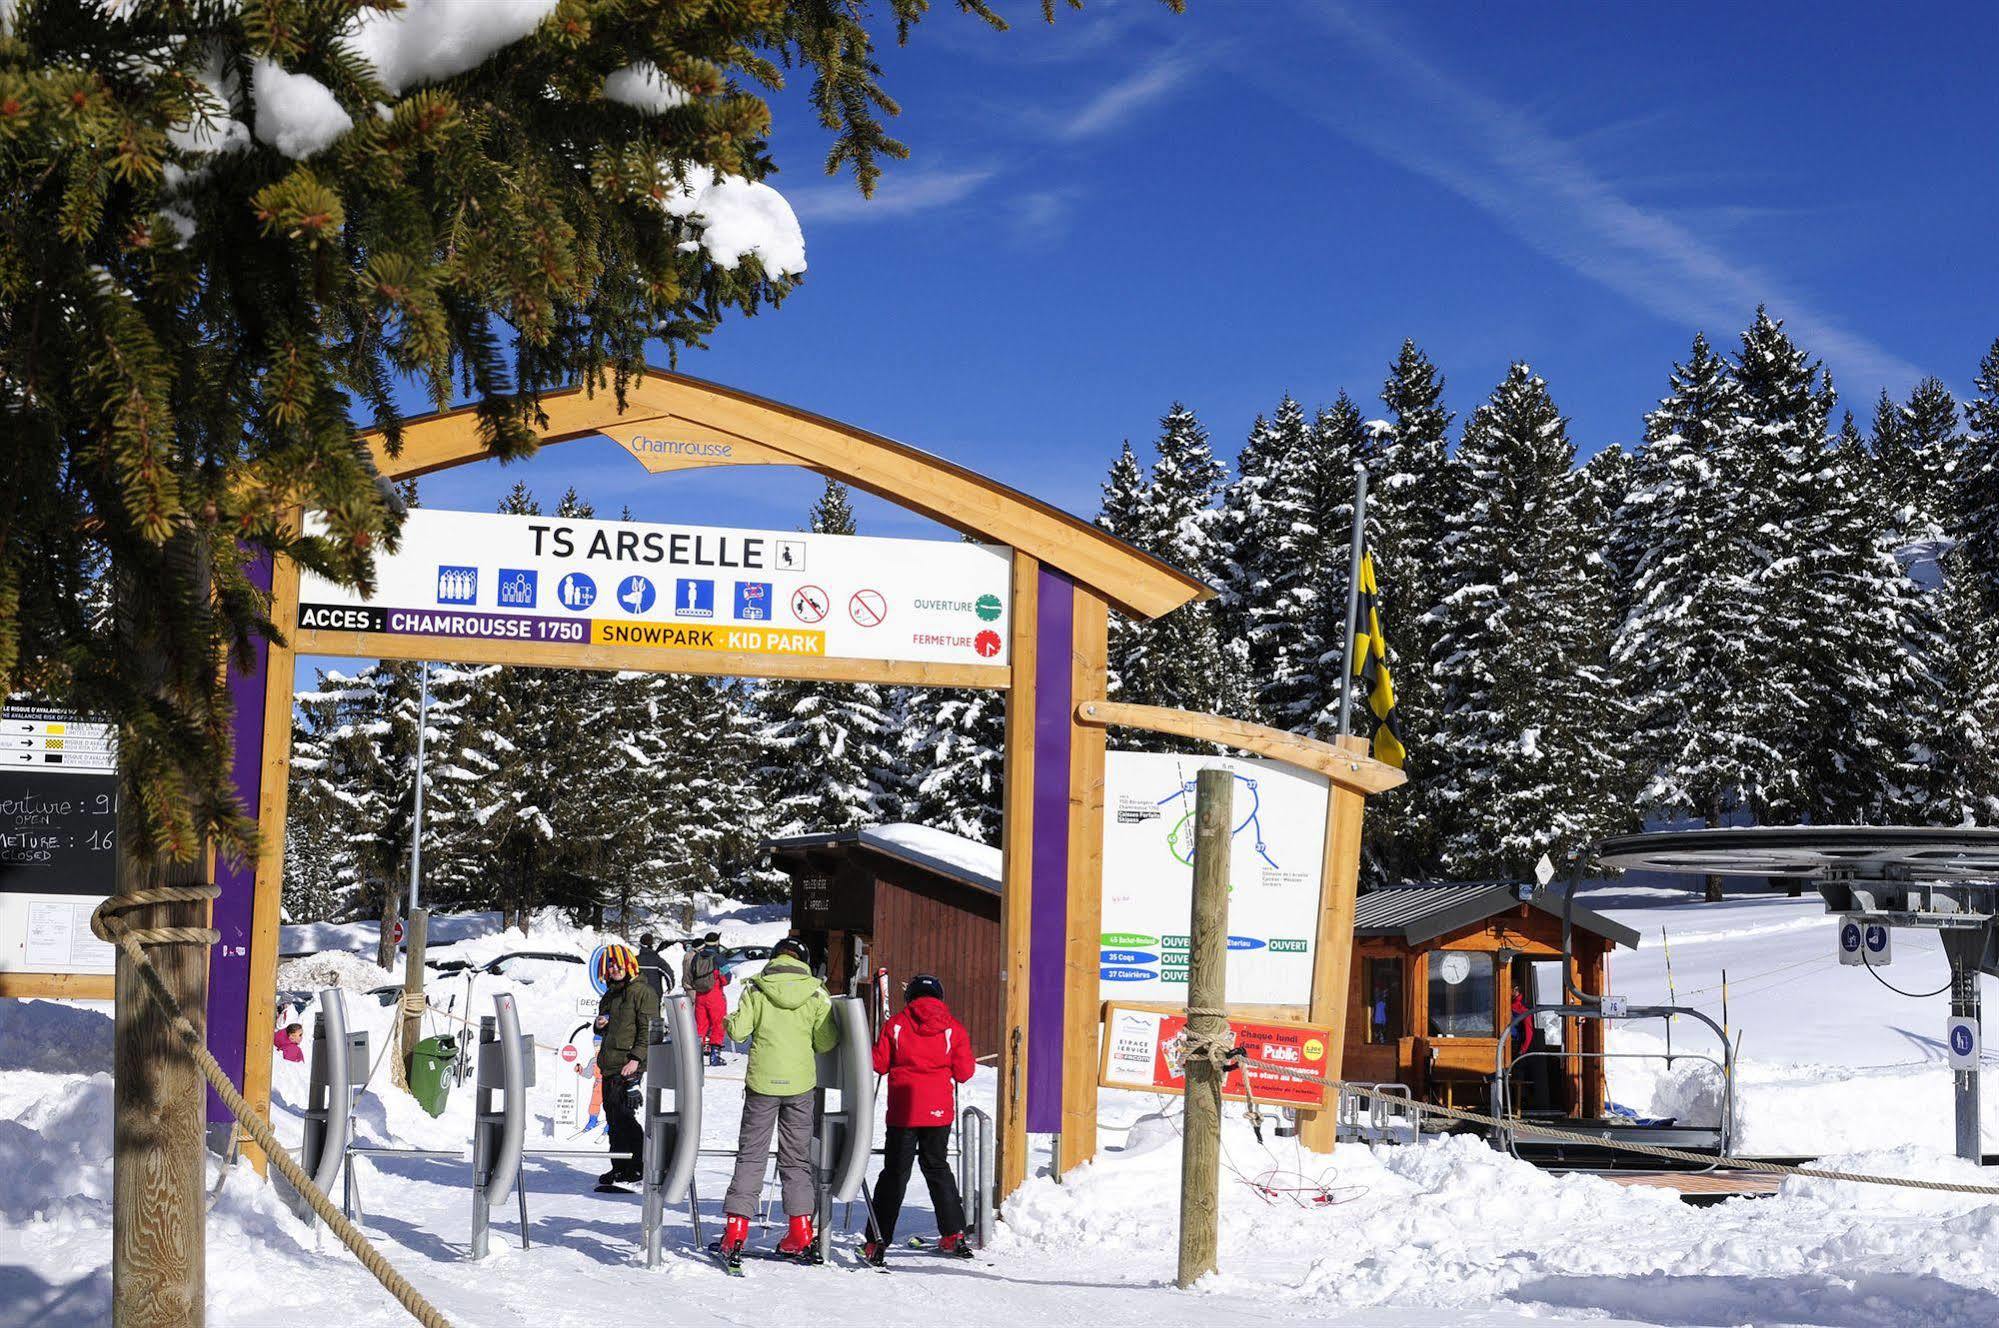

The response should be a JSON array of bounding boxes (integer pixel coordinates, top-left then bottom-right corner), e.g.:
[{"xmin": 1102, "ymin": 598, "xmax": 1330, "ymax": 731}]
[
  {"xmin": 705, "ymin": 1240, "xmax": 746, "ymax": 1277},
  {"xmin": 592, "ymin": 1181, "xmax": 635, "ymax": 1195}
]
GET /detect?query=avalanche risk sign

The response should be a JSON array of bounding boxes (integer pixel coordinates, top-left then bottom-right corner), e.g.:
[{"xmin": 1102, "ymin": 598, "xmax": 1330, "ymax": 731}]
[{"xmin": 296, "ymin": 509, "xmax": 1012, "ymax": 668}]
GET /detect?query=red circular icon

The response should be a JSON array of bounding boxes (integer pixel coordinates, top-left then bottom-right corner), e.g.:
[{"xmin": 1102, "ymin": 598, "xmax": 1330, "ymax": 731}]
[
  {"xmin": 391, "ymin": 920, "xmax": 404, "ymax": 945},
  {"xmin": 848, "ymin": 589, "xmax": 887, "ymax": 628},
  {"xmin": 790, "ymin": 585, "xmax": 829, "ymax": 623},
  {"xmin": 974, "ymin": 629, "xmax": 1002, "ymax": 658},
  {"xmin": 560, "ymin": 1045, "xmax": 578, "ymax": 1063}
]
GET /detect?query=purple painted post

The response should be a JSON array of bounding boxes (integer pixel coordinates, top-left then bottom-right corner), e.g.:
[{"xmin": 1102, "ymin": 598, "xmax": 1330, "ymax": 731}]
[
  {"xmin": 1027, "ymin": 566, "xmax": 1075, "ymax": 1133},
  {"xmin": 208, "ymin": 551, "xmax": 273, "ymax": 1123}
]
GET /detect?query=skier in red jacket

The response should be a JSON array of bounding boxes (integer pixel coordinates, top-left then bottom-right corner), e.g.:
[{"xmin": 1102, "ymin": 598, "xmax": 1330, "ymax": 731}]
[{"xmin": 861, "ymin": 974, "xmax": 976, "ymax": 1266}]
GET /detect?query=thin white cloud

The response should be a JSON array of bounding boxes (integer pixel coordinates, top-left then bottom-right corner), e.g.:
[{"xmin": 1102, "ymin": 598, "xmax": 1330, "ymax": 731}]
[
  {"xmin": 1053, "ymin": 52, "xmax": 1192, "ymax": 140},
  {"xmin": 1295, "ymin": 3, "xmax": 1924, "ymax": 391},
  {"xmin": 783, "ymin": 167, "xmax": 996, "ymax": 224}
]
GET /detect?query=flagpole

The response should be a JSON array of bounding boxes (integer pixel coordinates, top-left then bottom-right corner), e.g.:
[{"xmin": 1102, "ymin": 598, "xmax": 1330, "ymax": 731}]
[{"xmin": 1337, "ymin": 463, "xmax": 1369, "ymax": 737}]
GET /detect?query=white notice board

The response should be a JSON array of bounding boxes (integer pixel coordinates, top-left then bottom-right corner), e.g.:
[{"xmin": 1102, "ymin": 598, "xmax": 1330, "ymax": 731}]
[{"xmin": 1098, "ymin": 752, "xmax": 1328, "ymax": 1007}]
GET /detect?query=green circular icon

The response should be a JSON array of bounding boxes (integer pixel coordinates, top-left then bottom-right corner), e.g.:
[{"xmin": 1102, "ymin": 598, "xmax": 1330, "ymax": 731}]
[{"xmin": 975, "ymin": 593, "xmax": 1003, "ymax": 622}]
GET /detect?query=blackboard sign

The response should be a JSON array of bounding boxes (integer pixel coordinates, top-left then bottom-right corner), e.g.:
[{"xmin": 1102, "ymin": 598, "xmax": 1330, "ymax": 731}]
[{"xmin": 0, "ymin": 708, "xmax": 117, "ymax": 897}]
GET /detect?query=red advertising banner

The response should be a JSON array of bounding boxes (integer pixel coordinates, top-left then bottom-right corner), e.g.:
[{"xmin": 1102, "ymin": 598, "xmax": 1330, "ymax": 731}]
[{"xmin": 1098, "ymin": 1002, "xmax": 1332, "ymax": 1108}]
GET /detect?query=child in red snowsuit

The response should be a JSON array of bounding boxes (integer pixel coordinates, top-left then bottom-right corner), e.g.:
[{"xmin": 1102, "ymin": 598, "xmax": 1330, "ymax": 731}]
[
  {"xmin": 273, "ymin": 1023, "xmax": 304, "ymax": 1063},
  {"xmin": 682, "ymin": 933, "xmax": 731, "ymax": 1066},
  {"xmin": 862, "ymin": 974, "xmax": 976, "ymax": 1265}
]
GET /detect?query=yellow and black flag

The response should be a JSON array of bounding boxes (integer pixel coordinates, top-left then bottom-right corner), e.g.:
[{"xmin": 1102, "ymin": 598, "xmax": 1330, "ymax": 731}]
[{"xmin": 1352, "ymin": 552, "xmax": 1405, "ymax": 769}]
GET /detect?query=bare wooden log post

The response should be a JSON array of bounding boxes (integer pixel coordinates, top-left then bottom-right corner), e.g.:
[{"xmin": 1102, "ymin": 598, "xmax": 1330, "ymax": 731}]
[
  {"xmin": 1177, "ymin": 768, "xmax": 1232, "ymax": 1290},
  {"xmin": 400, "ymin": 907, "xmax": 429, "ymax": 1084},
  {"xmin": 112, "ymin": 846, "xmax": 209, "ymax": 1325}
]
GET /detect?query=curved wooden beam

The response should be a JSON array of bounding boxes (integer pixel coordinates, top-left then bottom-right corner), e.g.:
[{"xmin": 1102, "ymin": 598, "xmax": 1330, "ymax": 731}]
[
  {"xmin": 358, "ymin": 370, "xmax": 1211, "ymax": 623},
  {"xmin": 1073, "ymin": 700, "xmax": 1406, "ymax": 796}
]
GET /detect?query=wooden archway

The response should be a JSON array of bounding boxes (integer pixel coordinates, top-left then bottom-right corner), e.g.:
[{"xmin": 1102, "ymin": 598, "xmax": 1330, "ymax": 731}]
[{"xmin": 169, "ymin": 371, "xmax": 1398, "ymax": 1193}]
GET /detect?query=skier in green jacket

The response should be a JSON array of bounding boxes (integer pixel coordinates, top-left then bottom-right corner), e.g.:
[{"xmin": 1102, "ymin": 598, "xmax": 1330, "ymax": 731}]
[{"xmin": 718, "ymin": 937, "xmax": 840, "ymax": 1263}]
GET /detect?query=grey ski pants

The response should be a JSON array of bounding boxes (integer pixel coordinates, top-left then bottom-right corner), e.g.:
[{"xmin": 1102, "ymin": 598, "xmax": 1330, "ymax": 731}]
[{"xmin": 725, "ymin": 1090, "xmax": 816, "ymax": 1218}]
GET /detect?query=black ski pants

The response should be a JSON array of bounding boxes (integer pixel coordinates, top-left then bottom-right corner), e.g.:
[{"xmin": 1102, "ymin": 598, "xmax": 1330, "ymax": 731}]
[
  {"xmin": 604, "ymin": 1071, "xmax": 644, "ymax": 1179},
  {"xmin": 870, "ymin": 1125, "xmax": 964, "ymax": 1244}
]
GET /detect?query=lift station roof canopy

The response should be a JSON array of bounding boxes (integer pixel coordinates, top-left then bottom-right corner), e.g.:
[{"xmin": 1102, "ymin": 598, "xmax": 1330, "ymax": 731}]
[{"xmin": 1598, "ymin": 826, "xmax": 1999, "ymax": 883}]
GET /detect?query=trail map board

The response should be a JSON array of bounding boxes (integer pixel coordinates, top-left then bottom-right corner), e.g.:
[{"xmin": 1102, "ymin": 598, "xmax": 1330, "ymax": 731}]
[
  {"xmin": 0, "ymin": 707, "xmax": 117, "ymax": 976},
  {"xmin": 1099, "ymin": 752, "xmax": 1329, "ymax": 1007}
]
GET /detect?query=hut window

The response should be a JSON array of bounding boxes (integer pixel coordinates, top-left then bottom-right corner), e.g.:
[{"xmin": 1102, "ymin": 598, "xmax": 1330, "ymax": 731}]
[
  {"xmin": 1427, "ymin": 951, "xmax": 1495, "ymax": 1038},
  {"xmin": 1364, "ymin": 958, "xmax": 1404, "ymax": 1045}
]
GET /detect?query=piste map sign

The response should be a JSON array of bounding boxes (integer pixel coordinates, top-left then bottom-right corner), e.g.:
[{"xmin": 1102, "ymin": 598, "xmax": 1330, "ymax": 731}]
[
  {"xmin": 1099, "ymin": 752, "xmax": 1329, "ymax": 1007},
  {"xmin": 297, "ymin": 509, "xmax": 1012, "ymax": 668}
]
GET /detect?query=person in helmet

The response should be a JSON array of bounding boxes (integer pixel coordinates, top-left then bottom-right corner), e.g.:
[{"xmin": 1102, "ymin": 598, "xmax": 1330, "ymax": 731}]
[
  {"xmin": 861, "ymin": 973, "xmax": 976, "ymax": 1265},
  {"xmin": 592, "ymin": 943, "xmax": 658, "ymax": 1190},
  {"xmin": 718, "ymin": 935, "xmax": 839, "ymax": 1261},
  {"xmin": 682, "ymin": 930, "xmax": 731, "ymax": 1067}
]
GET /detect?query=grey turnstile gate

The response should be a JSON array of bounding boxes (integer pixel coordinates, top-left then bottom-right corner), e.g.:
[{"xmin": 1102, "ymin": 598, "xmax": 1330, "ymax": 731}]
[
  {"xmin": 469, "ymin": 992, "xmax": 534, "ymax": 1258},
  {"xmin": 813, "ymin": 995, "xmax": 875, "ymax": 1260},
  {"xmin": 282, "ymin": 988, "xmax": 368, "ymax": 1224},
  {"xmin": 641, "ymin": 992, "xmax": 705, "ymax": 1267}
]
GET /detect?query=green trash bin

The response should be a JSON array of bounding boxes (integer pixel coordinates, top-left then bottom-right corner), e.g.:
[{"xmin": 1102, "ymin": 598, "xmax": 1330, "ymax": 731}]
[{"xmin": 408, "ymin": 1035, "xmax": 458, "ymax": 1118}]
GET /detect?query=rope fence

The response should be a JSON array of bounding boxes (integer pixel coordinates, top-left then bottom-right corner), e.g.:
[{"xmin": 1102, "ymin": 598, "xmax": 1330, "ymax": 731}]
[{"xmin": 93, "ymin": 886, "xmax": 455, "ymax": 1328}]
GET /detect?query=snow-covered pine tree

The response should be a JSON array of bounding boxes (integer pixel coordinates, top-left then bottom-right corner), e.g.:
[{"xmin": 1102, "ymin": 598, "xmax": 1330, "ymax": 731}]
[
  {"xmin": 290, "ymin": 660, "xmax": 468, "ymax": 965},
  {"xmin": 1611, "ymin": 333, "xmax": 1764, "ymax": 895},
  {"xmin": 754, "ymin": 479, "xmax": 897, "ymax": 837},
  {"xmin": 901, "ymin": 687, "xmax": 1007, "ymax": 842},
  {"xmin": 1957, "ymin": 339, "xmax": 1999, "ymax": 606},
  {"xmin": 1733, "ymin": 311, "xmax": 1915, "ymax": 823},
  {"xmin": 1425, "ymin": 365, "xmax": 1626, "ymax": 877},
  {"xmin": 1359, "ymin": 342, "xmax": 1459, "ymax": 879},
  {"xmin": 1218, "ymin": 393, "xmax": 1364, "ymax": 737},
  {"xmin": 1873, "ymin": 379, "xmax": 1962, "ymax": 539},
  {"xmin": 1097, "ymin": 404, "xmax": 1246, "ymax": 745}
]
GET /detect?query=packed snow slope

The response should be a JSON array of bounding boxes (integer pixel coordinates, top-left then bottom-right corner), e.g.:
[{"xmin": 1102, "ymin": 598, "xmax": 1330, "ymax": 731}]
[{"xmin": 2, "ymin": 886, "xmax": 1996, "ymax": 1327}]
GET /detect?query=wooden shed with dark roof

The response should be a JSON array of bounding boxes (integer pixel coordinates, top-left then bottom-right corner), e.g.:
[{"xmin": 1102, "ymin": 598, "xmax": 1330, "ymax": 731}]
[
  {"xmin": 768, "ymin": 824, "xmax": 1004, "ymax": 1057},
  {"xmin": 1344, "ymin": 883, "xmax": 1638, "ymax": 1118}
]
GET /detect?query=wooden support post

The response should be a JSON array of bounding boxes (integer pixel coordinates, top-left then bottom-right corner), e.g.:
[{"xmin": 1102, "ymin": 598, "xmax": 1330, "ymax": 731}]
[
  {"xmin": 400, "ymin": 907, "xmax": 429, "ymax": 1083},
  {"xmin": 1177, "ymin": 769, "xmax": 1232, "ymax": 1290},
  {"xmin": 997, "ymin": 553, "xmax": 1040, "ymax": 1200},
  {"xmin": 239, "ymin": 544, "xmax": 299, "ymax": 1174},
  {"xmin": 1060, "ymin": 588, "xmax": 1108, "ymax": 1174},
  {"xmin": 1298, "ymin": 734, "xmax": 1370, "ymax": 1153}
]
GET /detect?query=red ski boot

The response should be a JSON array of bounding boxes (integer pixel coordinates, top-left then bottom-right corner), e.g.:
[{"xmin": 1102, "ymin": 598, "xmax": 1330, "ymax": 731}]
[
  {"xmin": 937, "ymin": 1231, "xmax": 976, "ymax": 1260},
  {"xmin": 715, "ymin": 1214, "xmax": 749, "ymax": 1274},
  {"xmin": 776, "ymin": 1214, "xmax": 818, "ymax": 1261}
]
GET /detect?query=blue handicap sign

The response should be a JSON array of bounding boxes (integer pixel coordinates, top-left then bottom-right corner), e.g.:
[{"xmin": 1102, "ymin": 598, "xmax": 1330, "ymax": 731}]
[
  {"xmin": 557, "ymin": 572, "xmax": 597, "ymax": 611},
  {"xmin": 616, "ymin": 575, "xmax": 657, "ymax": 615}
]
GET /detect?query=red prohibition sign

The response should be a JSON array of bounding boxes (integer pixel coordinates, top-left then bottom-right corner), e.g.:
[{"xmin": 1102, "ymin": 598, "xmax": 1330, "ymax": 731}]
[
  {"xmin": 848, "ymin": 589, "xmax": 887, "ymax": 628},
  {"xmin": 791, "ymin": 585, "xmax": 829, "ymax": 623}
]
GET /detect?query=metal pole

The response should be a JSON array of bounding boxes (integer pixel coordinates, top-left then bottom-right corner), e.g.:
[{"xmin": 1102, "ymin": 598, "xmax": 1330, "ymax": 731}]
[
  {"xmin": 408, "ymin": 660, "xmax": 430, "ymax": 917},
  {"xmin": 1943, "ymin": 929, "xmax": 1985, "ymax": 1164},
  {"xmin": 1336, "ymin": 465, "xmax": 1370, "ymax": 737},
  {"xmin": 1177, "ymin": 769, "xmax": 1232, "ymax": 1289}
]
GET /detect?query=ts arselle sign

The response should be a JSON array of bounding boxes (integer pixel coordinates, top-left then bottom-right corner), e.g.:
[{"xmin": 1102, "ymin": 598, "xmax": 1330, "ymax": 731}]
[{"xmin": 298, "ymin": 509, "xmax": 1012, "ymax": 668}]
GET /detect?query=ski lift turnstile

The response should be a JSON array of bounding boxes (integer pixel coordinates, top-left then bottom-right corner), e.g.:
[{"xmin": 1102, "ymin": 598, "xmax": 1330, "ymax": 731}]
[
  {"xmin": 641, "ymin": 992, "xmax": 705, "ymax": 1267},
  {"xmin": 281, "ymin": 988, "xmax": 368, "ymax": 1224},
  {"xmin": 813, "ymin": 995, "xmax": 875, "ymax": 1262},
  {"xmin": 470, "ymin": 992, "xmax": 533, "ymax": 1258}
]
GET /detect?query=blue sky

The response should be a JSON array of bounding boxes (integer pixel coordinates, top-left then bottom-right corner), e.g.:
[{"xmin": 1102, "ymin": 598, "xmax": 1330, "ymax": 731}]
[{"xmin": 328, "ymin": 0, "xmax": 1994, "ymax": 685}]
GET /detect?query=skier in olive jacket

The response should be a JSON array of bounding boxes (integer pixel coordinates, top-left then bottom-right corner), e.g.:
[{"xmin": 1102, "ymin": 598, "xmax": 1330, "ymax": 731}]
[
  {"xmin": 718, "ymin": 937, "xmax": 840, "ymax": 1260},
  {"xmin": 861, "ymin": 974, "xmax": 976, "ymax": 1264},
  {"xmin": 593, "ymin": 944, "xmax": 659, "ymax": 1189}
]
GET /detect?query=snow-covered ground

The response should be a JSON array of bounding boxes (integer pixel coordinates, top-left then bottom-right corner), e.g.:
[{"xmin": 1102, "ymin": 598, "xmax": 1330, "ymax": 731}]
[{"xmin": 4, "ymin": 886, "xmax": 1997, "ymax": 1327}]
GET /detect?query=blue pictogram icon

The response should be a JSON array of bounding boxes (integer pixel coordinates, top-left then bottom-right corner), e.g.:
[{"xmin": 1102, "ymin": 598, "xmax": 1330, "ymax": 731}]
[
  {"xmin": 436, "ymin": 565, "xmax": 478, "ymax": 605},
  {"xmin": 617, "ymin": 575, "xmax": 657, "ymax": 615},
  {"xmin": 557, "ymin": 572, "xmax": 597, "ymax": 611},
  {"xmin": 496, "ymin": 569, "xmax": 537, "ymax": 608},
  {"xmin": 675, "ymin": 578, "xmax": 715, "ymax": 618}
]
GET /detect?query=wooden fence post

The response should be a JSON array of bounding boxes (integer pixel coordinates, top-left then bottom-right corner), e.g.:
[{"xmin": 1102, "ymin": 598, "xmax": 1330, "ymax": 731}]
[
  {"xmin": 1177, "ymin": 768, "xmax": 1231, "ymax": 1289},
  {"xmin": 400, "ymin": 907, "xmax": 429, "ymax": 1083}
]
